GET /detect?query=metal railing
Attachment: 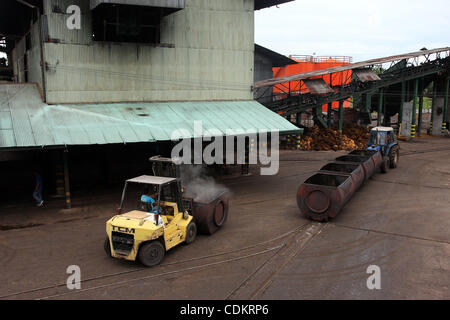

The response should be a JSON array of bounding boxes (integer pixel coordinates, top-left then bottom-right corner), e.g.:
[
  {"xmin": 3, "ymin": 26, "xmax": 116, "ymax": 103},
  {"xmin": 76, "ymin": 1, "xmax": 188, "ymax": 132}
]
[{"xmin": 289, "ymin": 55, "xmax": 353, "ymax": 64}]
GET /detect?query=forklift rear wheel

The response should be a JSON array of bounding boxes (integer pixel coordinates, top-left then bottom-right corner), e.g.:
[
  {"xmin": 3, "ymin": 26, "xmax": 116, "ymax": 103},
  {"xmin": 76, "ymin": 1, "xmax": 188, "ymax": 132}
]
[
  {"xmin": 380, "ymin": 156, "xmax": 389, "ymax": 173},
  {"xmin": 138, "ymin": 241, "xmax": 165, "ymax": 267},
  {"xmin": 104, "ymin": 237, "xmax": 112, "ymax": 257},
  {"xmin": 389, "ymin": 148, "xmax": 399, "ymax": 168},
  {"xmin": 185, "ymin": 221, "xmax": 197, "ymax": 245}
]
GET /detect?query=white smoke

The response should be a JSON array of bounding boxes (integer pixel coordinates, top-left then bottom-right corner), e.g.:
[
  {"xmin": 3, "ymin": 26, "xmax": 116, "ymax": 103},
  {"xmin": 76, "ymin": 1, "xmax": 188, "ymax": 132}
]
[{"xmin": 180, "ymin": 165, "xmax": 229, "ymax": 203}]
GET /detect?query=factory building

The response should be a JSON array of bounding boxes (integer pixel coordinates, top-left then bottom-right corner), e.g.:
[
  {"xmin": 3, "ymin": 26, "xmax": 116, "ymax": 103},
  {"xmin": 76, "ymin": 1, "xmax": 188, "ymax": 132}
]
[{"xmin": 0, "ymin": 0, "xmax": 299, "ymax": 206}]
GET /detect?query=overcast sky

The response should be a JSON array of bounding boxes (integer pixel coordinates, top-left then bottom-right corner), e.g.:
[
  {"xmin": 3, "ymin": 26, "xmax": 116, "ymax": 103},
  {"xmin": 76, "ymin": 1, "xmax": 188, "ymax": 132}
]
[{"xmin": 255, "ymin": 0, "xmax": 450, "ymax": 62}]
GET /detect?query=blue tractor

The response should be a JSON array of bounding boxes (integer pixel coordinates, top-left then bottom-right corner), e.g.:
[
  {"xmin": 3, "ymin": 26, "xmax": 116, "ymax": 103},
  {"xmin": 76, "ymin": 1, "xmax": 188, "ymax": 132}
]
[{"xmin": 367, "ymin": 127, "xmax": 400, "ymax": 173}]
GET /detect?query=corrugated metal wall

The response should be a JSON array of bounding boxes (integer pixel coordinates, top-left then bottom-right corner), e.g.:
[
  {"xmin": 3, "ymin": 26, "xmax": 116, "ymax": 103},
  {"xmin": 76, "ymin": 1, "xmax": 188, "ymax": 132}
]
[
  {"xmin": 43, "ymin": 0, "xmax": 255, "ymax": 104},
  {"xmin": 11, "ymin": 21, "xmax": 43, "ymax": 89},
  {"xmin": 254, "ymin": 52, "xmax": 273, "ymax": 104}
]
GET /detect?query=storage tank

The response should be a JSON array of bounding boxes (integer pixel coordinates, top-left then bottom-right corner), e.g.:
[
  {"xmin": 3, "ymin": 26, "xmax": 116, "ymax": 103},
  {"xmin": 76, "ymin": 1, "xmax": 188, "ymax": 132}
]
[{"xmin": 297, "ymin": 173, "xmax": 355, "ymax": 221}]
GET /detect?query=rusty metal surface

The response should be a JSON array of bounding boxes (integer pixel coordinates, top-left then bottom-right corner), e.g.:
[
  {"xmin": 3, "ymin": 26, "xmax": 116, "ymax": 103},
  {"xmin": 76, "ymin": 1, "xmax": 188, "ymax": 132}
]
[
  {"xmin": 303, "ymin": 79, "xmax": 334, "ymax": 94},
  {"xmin": 255, "ymin": 47, "xmax": 450, "ymax": 88},
  {"xmin": 353, "ymin": 69, "xmax": 381, "ymax": 82},
  {"xmin": 319, "ymin": 162, "xmax": 365, "ymax": 190},
  {"xmin": 297, "ymin": 173, "xmax": 355, "ymax": 221},
  {"xmin": 335, "ymin": 154, "xmax": 376, "ymax": 181},
  {"xmin": 191, "ymin": 193, "xmax": 230, "ymax": 235}
]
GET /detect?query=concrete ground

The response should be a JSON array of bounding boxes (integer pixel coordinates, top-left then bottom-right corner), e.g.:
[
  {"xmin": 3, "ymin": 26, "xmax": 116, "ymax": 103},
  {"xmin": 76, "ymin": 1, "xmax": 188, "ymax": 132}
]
[{"xmin": 0, "ymin": 136, "xmax": 449, "ymax": 300}]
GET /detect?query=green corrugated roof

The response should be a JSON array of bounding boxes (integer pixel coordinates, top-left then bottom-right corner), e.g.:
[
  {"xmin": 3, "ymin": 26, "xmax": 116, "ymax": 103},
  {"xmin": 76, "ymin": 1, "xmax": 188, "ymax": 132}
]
[{"xmin": 0, "ymin": 84, "xmax": 301, "ymax": 149}]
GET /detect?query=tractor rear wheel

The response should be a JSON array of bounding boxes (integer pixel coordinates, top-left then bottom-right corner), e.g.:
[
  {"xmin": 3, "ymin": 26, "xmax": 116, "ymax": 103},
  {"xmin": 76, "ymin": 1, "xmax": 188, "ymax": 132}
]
[
  {"xmin": 104, "ymin": 237, "xmax": 112, "ymax": 257},
  {"xmin": 185, "ymin": 221, "xmax": 197, "ymax": 245},
  {"xmin": 138, "ymin": 241, "xmax": 165, "ymax": 267},
  {"xmin": 380, "ymin": 156, "xmax": 389, "ymax": 173},
  {"xmin": 389, "ymin": 147, "xmax": 399, "ymax": 168}
]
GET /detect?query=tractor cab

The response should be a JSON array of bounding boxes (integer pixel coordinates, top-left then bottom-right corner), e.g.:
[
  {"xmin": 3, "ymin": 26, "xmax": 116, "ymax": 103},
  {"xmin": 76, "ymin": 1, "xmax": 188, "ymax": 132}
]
[
  {"xmin": 367, "ymin": 127, "xmax": 400, "ymax": 172},
  {"xmin": 104, "ymin": 175, "xmax": 197, "ymax": 267},
  {"xmin": 368, "ymin": 127, "xmax": 397, "ymax": 153}
]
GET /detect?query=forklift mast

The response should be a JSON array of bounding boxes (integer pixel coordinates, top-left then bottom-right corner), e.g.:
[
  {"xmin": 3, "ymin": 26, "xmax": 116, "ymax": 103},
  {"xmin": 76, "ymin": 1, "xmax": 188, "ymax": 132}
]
[
  {"xmin": 150, "ymin": 156, "xmax": 181, "ymax": 179},
  {"xmin": 149, "ymin": 156, "xmax": 191, "ymax": 214}
]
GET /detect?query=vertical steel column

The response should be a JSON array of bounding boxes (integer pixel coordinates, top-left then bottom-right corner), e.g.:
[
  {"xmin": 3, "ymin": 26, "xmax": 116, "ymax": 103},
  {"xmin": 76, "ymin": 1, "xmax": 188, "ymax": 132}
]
[
  {"xmin": 338, "ymin": 100, "xmax": 344, "ymax": 133},
  {"xmin": 418, "ymin": 78, "xmax": 424, "ymax": 137},
  {"xmin": 63, "ymin": 149, "xmax": 71, "ymax": 209},
  {"xmin": 443, "ymin": 77, "xmax": 449, "ymax": 134},
  {"xmin": 411, "ymin": 78, "xmax": 419, "ymax": 139},
  {"xmin": 377, "ymin": 89, "xmax": 383, "ymax": 126},
  {"xmin": 399, "ymin": 81, "xmax": 406, "ymax": 135},
  {"xmin": 365, "ymin": 93, "xmax": 372, "ymax": 127},
  {"xmin": 430, "ymin": 80, "xmax": 435, "ymax": 133},
  {"xmin": 400, "ymin": 81, "xmax": 406, "ymax": 123},
  {"xmin": 327, "ymin": 103, "xmax": 332, "ymax": 127}
]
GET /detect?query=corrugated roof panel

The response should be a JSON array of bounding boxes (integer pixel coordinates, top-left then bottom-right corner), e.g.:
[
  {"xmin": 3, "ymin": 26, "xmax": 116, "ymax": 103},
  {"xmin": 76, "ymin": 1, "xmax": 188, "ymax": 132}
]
[
  {"xmin": 115, "ymin": 104, "xmax": 155, "ymax": 143},
  {"xmin": 47, "ymin": 106, "xmax": 74, "ymax": 146},
  {"xmin": 9, "ymin": 102, "xmax": 35, "ymax": 147},
  {"xmin": 85, "ymin": 104, "xmax": 124, "ymax": 144},
  {"xmin": 146, "ymin": 103, "xmax": 182, "ymax": 141},
  {"xmin": 57, "ymin": 105, "xmax": 92, "ymax": 145},
  {"xmin": 0, "ymin": 130, "xmax": 16, "ymax": 148},
  {"xmin": 97, "ymin": 105, "xmax": 140, "ymax": 144},
  {"xmin": 209, "ymin": 101, "xmax": 256, "ymax": 133},
  {"xmin": 26, "ymin": 102, "xmax": 56, "ymax": 147},
  {"xmin": 0, "ymin": 112, "xmax": 12, "ymax": 129},
  {"xmin": 202, "ymin": 101, "xmax": 238, "ymax": 135},
  {"xmin": 0, "ymin": 84, "xmax": 300, "ymax": 149}
]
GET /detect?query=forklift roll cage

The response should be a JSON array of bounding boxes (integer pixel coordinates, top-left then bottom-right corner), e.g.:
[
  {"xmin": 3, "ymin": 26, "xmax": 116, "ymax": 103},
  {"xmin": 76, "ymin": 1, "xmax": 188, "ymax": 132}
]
[{"xmin": 118, "ymin": 175, "xmax": 185, "ymax": 215}]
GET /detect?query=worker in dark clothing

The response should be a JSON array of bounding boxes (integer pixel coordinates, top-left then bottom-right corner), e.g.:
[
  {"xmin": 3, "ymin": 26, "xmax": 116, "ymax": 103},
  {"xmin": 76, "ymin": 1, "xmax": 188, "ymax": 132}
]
[{"xmin": 33, "ymin": 171, "xmax": 44, "ymax": 207}]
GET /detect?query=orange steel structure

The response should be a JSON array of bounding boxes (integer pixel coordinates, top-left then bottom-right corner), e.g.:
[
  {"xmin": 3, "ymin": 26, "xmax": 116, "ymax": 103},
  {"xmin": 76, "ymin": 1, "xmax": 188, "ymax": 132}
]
[{"xmin": 273, "ymin": 55, "xmax": 353, "ymax": 111}]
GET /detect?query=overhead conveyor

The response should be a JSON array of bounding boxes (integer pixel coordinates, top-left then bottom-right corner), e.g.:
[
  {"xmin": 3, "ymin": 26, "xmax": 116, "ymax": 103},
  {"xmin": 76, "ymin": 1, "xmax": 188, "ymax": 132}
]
[{"xmin": 254, "ymin": 47, "xmax": 450, "ymax": 136}]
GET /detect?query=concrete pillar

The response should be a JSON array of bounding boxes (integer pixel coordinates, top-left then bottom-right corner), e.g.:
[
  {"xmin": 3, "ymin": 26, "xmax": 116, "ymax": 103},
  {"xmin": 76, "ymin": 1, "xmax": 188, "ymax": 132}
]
[
  {"xmin": 400, "ymin": 102, "xmax": 413, "ymax": 137},
  {"xmin": 432, "ymin": 97, "xmax": 445, "ymax": 136}
]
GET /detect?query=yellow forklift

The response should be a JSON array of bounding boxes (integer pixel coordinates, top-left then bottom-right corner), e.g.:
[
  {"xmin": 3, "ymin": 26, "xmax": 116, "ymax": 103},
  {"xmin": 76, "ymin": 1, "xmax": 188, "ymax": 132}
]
[{"xmin": 104, "ymin": 175, "xmax": 197, "ymax": 267}]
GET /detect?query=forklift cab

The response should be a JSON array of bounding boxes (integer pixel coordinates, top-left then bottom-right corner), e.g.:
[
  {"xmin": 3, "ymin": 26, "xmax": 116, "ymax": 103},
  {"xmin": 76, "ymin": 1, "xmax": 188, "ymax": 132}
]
[{"xmin": 118, "ymin": 175, "xmax": 185, "ymax": 220}]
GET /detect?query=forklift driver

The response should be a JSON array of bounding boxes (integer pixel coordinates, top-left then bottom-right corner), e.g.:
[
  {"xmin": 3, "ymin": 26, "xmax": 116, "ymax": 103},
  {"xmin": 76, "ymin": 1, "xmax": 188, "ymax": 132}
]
[{"xmin": 141, "ymin": 195, "xmax": 165, "ymax": 227}]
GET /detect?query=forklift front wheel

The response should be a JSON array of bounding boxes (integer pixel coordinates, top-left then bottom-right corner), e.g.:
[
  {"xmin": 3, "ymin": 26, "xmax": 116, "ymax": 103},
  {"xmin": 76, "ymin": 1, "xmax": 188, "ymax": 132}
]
[
  {"xmin": 104, "ymin": 237, "xmax": 112, "ymax": 257},
  {"xmin": 138, "ymin": 241, "xmax": 165, "ymax": 267},
  {"xmin": 185, "ymin": 221, "xmax": 197, "ymax": 245}
]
